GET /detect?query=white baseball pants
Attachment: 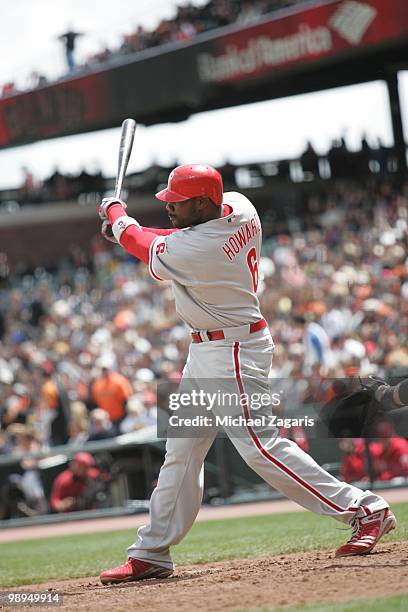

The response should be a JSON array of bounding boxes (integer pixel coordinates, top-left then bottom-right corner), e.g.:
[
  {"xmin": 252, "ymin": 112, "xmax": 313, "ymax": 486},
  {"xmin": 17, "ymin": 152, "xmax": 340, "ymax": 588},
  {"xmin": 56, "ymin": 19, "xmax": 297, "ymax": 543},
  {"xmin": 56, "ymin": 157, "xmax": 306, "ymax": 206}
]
[{"xmin": 128, "ymin": 328, "xmax": 389, "ymax": 569}]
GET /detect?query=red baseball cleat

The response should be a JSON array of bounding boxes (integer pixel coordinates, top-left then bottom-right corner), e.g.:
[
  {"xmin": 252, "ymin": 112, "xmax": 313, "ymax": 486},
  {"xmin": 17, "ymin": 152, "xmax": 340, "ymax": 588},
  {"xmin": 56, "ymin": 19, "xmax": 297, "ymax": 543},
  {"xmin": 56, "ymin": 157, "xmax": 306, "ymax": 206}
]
[
  {"xmin": 335, "ymin": 508, "xmax": 396, "ymax": 557},
  {"xmin": 100, "ymin": 558, "xmax": 173, "ymax": 584}
]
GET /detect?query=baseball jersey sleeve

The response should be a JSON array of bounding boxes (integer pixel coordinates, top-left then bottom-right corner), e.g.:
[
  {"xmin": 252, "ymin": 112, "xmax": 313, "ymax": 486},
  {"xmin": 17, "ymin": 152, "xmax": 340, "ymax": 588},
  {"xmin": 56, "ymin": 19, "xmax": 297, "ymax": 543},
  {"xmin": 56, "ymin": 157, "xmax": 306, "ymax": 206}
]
[
  {"xmin": 149, "ymin": 230, "xmax": 201, "ymax": 284},
  {"xmin": 142, "ymin": 226, "xmax": 179, "ymax": 236}
]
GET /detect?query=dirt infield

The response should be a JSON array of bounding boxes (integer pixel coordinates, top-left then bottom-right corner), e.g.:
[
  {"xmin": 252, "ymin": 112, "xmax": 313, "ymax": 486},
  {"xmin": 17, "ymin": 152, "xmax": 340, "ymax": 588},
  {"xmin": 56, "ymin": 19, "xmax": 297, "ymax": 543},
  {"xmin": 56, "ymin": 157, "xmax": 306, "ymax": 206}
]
[
  {"xmin": 7, "ymin": 541, "xmax": 408, "ymax": 611},
  {"xmin": 2, "ymin": 489, "xmax": 408, "ymax": 610}
]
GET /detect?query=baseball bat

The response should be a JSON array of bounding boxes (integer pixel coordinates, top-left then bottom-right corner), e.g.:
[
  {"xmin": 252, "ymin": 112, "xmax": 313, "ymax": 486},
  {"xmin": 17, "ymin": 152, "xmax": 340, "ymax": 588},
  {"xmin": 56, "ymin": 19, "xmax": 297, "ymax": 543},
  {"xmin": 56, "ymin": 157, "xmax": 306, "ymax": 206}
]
[
  {"xmin": 104, "ymin": 118, "xmax": 136, "ymax": 238},
  {"xmin": 114, "ymin": 118, "xmax": 137, "ymax": 199}
]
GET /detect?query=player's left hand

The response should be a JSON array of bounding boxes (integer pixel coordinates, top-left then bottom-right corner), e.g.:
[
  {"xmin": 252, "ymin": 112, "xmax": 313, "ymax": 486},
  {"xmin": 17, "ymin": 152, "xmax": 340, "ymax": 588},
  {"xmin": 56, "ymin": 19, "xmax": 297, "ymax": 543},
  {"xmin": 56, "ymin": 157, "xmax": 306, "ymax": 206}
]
[
  {"xmin": 101, "ymin": 220, "xmax": 118, "ymax": 243},
  {"xmin": 98, "ymin": 197, "xmax": 127, "ymax": 221}
]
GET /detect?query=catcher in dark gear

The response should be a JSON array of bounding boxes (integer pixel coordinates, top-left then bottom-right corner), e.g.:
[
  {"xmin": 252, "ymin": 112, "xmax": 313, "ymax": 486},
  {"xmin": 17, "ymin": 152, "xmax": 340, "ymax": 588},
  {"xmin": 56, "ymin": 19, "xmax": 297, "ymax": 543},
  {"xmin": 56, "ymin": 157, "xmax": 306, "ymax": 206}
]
[{"xmin": 318, "ymin": 377, "xmax": 408, "ymax": 439}]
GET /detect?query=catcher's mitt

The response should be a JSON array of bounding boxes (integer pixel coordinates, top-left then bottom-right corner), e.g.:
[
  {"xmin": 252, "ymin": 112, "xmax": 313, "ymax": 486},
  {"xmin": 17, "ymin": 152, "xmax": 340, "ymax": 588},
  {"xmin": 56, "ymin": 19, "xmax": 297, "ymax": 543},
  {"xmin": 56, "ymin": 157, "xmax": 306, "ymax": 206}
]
[{"xmin": 317, "ymin": 378, "xmax": 392, "ymax": 438}]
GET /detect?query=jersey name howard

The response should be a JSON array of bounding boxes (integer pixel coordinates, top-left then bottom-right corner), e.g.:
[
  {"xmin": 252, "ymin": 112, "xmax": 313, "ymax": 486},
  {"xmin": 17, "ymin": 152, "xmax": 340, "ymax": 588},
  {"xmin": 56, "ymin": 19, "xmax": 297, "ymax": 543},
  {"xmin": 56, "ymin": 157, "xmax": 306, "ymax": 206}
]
[{"xmin": 222, "ymin": 214, "xmax": 261, "ymax": 261}]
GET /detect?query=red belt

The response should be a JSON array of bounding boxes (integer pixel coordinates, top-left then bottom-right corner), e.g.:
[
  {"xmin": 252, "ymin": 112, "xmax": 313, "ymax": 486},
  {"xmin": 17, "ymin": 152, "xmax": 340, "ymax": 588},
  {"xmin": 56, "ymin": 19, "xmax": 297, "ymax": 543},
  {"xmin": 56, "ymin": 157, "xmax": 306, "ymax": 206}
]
[{"xmin": 191, "ymin": 319, "xmax": 267, "ymax": 343}]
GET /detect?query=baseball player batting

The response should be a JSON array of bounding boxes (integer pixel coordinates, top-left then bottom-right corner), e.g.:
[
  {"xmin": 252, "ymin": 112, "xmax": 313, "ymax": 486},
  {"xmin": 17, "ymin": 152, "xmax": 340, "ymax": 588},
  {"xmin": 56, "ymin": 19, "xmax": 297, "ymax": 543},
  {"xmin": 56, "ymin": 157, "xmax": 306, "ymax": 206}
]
[{"xmin": 98, "ymin": 164, "xmax": 396, "ymax": 584}]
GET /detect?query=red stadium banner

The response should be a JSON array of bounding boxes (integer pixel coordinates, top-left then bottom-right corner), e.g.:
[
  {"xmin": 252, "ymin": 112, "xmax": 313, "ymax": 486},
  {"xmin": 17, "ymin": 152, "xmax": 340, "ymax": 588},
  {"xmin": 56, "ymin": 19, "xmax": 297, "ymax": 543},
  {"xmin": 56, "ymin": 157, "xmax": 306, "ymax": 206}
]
[
  {"xmin": 0, "ymin": 72, "xmax": 110, "ymax": 147},
  {"xmin": 0, "ymin": 0, "xmax": 407, "ymax": 148},
  {"xmin": 197, "ymin": 0, "xmax": 408, "ymax": 83}
]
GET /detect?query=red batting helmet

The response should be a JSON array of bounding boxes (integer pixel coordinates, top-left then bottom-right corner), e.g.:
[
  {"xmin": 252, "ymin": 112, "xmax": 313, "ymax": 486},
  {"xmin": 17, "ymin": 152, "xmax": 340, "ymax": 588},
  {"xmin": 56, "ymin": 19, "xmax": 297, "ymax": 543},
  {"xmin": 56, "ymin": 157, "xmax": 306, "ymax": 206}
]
[
  {"xmin": 73, "ymin": 452, "xmax": 95, "ymax": 467},
  {"xmin": 155, "ymin": 164, "xmax": 223, "ymax": 206}
]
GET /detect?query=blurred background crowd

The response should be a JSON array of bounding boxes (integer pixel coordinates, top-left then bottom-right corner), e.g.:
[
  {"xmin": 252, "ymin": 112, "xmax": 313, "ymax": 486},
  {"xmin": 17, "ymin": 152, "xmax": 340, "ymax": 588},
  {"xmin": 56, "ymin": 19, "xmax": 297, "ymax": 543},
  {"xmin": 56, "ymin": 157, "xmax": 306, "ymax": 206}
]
[
  {"xmin": 0, "ymin": 0, "xmax": 407, "ymax": 521},
  {"xmin": 0, "ymin": 172, "xmax": 407, "ymax": 512}
]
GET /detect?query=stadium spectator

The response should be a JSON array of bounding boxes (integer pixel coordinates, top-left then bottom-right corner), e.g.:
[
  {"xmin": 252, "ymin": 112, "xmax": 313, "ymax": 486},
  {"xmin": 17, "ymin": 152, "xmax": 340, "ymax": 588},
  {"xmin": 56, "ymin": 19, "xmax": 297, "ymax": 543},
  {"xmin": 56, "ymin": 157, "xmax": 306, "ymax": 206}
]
[
  {"xmin": 43, "ymin": 167, "xmax": 72, "ymax": 201},
  {"xmin": 339, "ymin": 439, "xmax": 372, "ymax": 483},
  {"xmin": 65, "ymin": 402, "xmax": 88, "ymax": 447},
  {"xmin": 0, "ymin": 471, "xmax": 47, "ymax": 519},
  {"xmin": 50, "ymin": 452, "xmax": 99, "ymax": 512},
  {"xmin": 372, "ymin": 423, "xmax": 408, "ymax": 480},
  {"xmin": 7, "ymin": 422, "xmax": 41, "ymax": 455},
  {"xmin": 26, "ymin": 71, "xmax": 47, "ymax": 89},
  {"xmin": 120, "ymin": 26, "xmax": 147, "ymax": 55},
  {"xmin": 0, "ymin": 253, "xmax": 9, "ymax": 291},
  {"xmin": 275, "ymin": 158, "xmax": 290, "ymax": 181},
  {"xmin": 119, "ymin": 395, "xmax": 147, "ymax": 434},
  {"xmin": 1, "ymin": 81, "xmax": 16, "ymax": 97},
  {"xmin": 327, "ymin": 137, "xmax": 350, "ymax": 179},
  {"xmin": 87, "ymin": 408, "xmax": 116, "ymax": 441},
  {"xmin": 300, "ymin": 141, "xmax": 320, "ymax": 180},
  {"xmin": 354, "ymin": 135, "xmax": 373, "ymax": 177},
  {"xmin": 340, "ymin": 439, "xmax": 365, "ymax": 483},
  {"xmin": 236, "ymin": 0, "xmax": 263, "ymax": 23},
  {"xmin": 0, "ymin": 423, "xmax": 48, "ymax": 518},
  {"xmin": 1, "ymin": 384, "xmax": 31, "ymax": 429},
  {"xmin": 58, "ymin": 28, "xmax": 83, "ymax": 72},
  {"xmin": 172, "ymin": 20, "xmax": 198, "ymax": 43},
  {"xmin": 40, "ymin": 369, "xmax": 71, "ymax": 447},
  {"xmin": 91, "ymin": 365, "xmax": 133, "ymax": 432},
  {"xmin": 19, "ymin": 167, "xmax": 38, "ymax": 203}
]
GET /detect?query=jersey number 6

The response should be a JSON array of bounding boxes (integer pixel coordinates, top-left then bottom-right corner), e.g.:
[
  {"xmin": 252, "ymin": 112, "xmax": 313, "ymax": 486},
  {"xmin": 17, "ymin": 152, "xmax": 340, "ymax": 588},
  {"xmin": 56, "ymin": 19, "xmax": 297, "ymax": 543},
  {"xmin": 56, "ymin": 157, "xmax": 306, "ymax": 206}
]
[{"xmin": 246, "ymin": 247, "xmax": 259, "ymax": 292}]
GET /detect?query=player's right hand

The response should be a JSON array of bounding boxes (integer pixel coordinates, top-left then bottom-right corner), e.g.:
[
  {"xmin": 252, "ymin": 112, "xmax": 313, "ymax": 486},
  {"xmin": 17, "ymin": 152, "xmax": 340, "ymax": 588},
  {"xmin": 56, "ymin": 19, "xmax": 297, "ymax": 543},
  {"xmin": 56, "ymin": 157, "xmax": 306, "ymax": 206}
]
[
  {"xmin": 101, "ymin": 219, "xmax": 118, "ymax": 243},
  {"xmin": 98, "ymin": 197, "xmax": 127, "ymax": 221},
  {"xmin": 55, "ymin": 496, "xmax": 75, "ymax": 512}
]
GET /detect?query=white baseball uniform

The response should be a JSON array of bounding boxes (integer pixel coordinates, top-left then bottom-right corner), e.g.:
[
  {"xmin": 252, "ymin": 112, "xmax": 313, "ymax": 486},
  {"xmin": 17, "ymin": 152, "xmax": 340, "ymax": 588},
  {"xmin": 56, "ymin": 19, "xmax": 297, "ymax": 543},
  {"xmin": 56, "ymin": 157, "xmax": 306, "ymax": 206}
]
[{"xmin": 127, "ymin": 191, "xmax": 389, "ymax": 569}]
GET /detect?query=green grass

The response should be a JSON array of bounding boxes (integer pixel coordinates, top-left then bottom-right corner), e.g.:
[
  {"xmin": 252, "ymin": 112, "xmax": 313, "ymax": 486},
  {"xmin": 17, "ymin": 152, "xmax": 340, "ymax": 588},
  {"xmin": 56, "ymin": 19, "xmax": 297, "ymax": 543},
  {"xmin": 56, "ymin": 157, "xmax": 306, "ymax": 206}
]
[
  {"xmin": 1, "ymin": 502, "xmax": 407, "ymax": 588},
  {"xmin": 252, "ymin": 593, "xmax": 408, "ymax": 611}
]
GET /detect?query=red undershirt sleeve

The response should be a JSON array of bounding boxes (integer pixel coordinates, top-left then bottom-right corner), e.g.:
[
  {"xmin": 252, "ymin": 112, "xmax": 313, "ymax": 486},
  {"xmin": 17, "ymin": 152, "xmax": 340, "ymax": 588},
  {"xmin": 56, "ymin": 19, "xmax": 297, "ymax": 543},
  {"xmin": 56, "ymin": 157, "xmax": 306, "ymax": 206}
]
[
  {"xmin": 121, "ymin": 227, "xmax": 156, "ymax": 265},
  {"xmin": 106, "ymin": 203, "xmax": 157, "ymax": 265}
]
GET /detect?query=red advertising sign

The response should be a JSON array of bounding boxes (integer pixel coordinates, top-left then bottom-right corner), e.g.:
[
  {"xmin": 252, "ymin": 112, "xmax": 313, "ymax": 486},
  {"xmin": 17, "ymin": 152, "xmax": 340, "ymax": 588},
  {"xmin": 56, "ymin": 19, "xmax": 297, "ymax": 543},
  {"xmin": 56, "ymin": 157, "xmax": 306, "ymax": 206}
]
[
  {"xmin": 0, "ymin": 0, "xmax": 406, "ymax": 148},
  {"xmin": 197, "ymin": 0, "xmax": 408, "ymax": 83},
  {"xmin": 0, "ymin": 72, "xmax": 110, "ymax": 147}
]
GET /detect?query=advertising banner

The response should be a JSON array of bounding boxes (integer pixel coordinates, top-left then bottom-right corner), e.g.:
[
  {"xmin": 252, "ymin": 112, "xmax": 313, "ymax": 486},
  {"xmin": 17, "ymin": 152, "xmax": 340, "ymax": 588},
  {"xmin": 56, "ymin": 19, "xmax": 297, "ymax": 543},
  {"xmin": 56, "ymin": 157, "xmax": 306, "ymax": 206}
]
[{"xmin": 0, "ymin": 0, "xmax": 406, "ymax": 148}]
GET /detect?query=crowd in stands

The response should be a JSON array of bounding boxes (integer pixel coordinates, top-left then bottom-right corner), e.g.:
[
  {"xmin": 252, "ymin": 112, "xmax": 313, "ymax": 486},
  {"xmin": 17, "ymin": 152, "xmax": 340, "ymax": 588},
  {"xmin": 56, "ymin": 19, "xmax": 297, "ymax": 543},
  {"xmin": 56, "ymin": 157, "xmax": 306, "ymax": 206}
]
[
  {"xmin": 340, "ymin": 436, "xmax": 408, "ymax": 484},
  {"xmin": 106, "ymin": 0, "xmax": 302, "ymax": 66},
  {"xmin": 1, "ymin": 0, "xmax": 306, "ymax": 97},
  {"xmin": 0, "ymin": 138, "xmax": 400, "ymax": 211},
  {"xmin": 0, "ymin": 172, "xmax": 407, "ymax": 515},
  {"xmin": 11, "ymin": 166, "xmax": 106, "ymax": 207}
]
